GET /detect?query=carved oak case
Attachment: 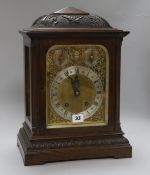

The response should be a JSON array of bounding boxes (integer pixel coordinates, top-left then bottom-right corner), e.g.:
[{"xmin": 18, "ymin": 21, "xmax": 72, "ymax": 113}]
[{"xmin": 17, "ymin": 7, "xmax": 132, "ymax": 166}]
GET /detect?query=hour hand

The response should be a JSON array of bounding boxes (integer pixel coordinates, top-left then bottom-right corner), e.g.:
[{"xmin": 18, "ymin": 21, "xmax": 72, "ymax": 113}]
[{"xmin": 72, "ymin": 74, "xmax": 80, "ymax": 96}]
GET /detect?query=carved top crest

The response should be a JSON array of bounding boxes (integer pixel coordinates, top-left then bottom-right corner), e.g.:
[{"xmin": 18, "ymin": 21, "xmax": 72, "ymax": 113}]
[{"xmin": 31, "ymin": 7, "xmax": 112, "ymax": 28}]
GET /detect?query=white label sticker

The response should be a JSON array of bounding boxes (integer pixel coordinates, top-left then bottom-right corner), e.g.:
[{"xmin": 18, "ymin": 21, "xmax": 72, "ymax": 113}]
[{"xmin": 72, "ymin": 114, "xmax": 84, "ymax": 123}]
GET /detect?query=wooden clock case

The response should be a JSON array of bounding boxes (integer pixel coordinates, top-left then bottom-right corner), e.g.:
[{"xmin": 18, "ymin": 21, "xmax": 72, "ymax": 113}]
[{"xmin": 17, "ymin": 7, "xmax": 132, "ymax": 165}]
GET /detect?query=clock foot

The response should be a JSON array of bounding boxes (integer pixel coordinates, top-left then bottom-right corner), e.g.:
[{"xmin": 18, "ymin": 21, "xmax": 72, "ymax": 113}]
[{"xmin": 17, "ymin": 127, "xmax": 132, "ymax": 166}]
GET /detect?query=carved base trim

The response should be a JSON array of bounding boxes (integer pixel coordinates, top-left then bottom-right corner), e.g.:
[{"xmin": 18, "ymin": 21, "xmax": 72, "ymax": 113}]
[{"xmin": 17, "ymin": 127, "xmax": 132, "ymax": 166}]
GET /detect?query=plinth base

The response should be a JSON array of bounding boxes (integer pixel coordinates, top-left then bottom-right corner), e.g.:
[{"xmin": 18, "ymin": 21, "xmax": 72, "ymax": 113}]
[{"xmin": 17, "ymin": 127, "xmax": 132, "ymax": 166}]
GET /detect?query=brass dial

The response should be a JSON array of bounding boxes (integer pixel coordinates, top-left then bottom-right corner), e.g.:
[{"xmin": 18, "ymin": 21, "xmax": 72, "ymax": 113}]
[
  {"xmin": 50, "ymin": 66, "xmax": 104, "ymax": 120},
  {"xmin": 46, "ymin": 44, "xmax": 109, "ymax": 128}
]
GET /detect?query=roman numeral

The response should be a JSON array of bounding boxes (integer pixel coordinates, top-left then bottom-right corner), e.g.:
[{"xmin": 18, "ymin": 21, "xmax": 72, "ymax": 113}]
[
  {"xmin": 52, "ymin": 93, "xmax": 57, "ymax": 96},
  {"xmin": 64, "ymin": 111, "xmax": 68, "ymax": 116},
  {"xmin": 64, "ymin": 70, "xmax": 69, "ymax": 76},
  {"xmin": 94, "ymin": 101, "xmax": 99, "ymax": 106},
  {"xmin": 75, "ymin": 67, "xmax": 79, "ymax": 74},
  {"xmin": 96, "ymin": 91, "xmax": 101, "ymax": 94},
  {"xmin": 55, "ymin": 103, "xmax": 60, "ymax": 107},
  {"xmin": 94, "ymin": 79, "xmax": 99, "ymax": 84}
]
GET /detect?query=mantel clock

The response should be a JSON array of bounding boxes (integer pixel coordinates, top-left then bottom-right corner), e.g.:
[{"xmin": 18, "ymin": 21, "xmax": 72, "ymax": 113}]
[{"xmin": 17, "ymin": 7, "xmax": 132, "ymax": 165}]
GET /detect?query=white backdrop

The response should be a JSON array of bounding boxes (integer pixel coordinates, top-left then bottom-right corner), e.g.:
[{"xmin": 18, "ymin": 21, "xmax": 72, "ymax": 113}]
[{"xmin": 0, "ymin": 0, "xmax": 150, "ymax": 174}]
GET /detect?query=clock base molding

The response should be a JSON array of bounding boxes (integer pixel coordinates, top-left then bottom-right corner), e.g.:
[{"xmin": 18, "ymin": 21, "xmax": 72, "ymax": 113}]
[{"xmin": 17, "ymin": 127, "xmax": 132, "ymax": 166}]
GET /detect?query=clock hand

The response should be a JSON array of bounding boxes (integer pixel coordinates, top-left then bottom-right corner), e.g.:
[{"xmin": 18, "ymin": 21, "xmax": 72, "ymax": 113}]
[
  {"xmin": 64, "ymin": 71, "xmax": 78, "ymax": 95},
  {"xmin": 72, "ymin": 80, "xmax": 80, "ymax": 96},
  {"xmin": 64, "ymin": 70, "xmax": 80, "ymax": 96},
  {"xmin": 73, "ymin": 70, "xmax": 80, "ymax": 96}
]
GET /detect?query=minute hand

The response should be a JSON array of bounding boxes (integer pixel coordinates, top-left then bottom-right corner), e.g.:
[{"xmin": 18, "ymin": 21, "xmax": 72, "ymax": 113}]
[{"xmin": 65, "ymin": 71, "xmax": 80, "ymax": 96}]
